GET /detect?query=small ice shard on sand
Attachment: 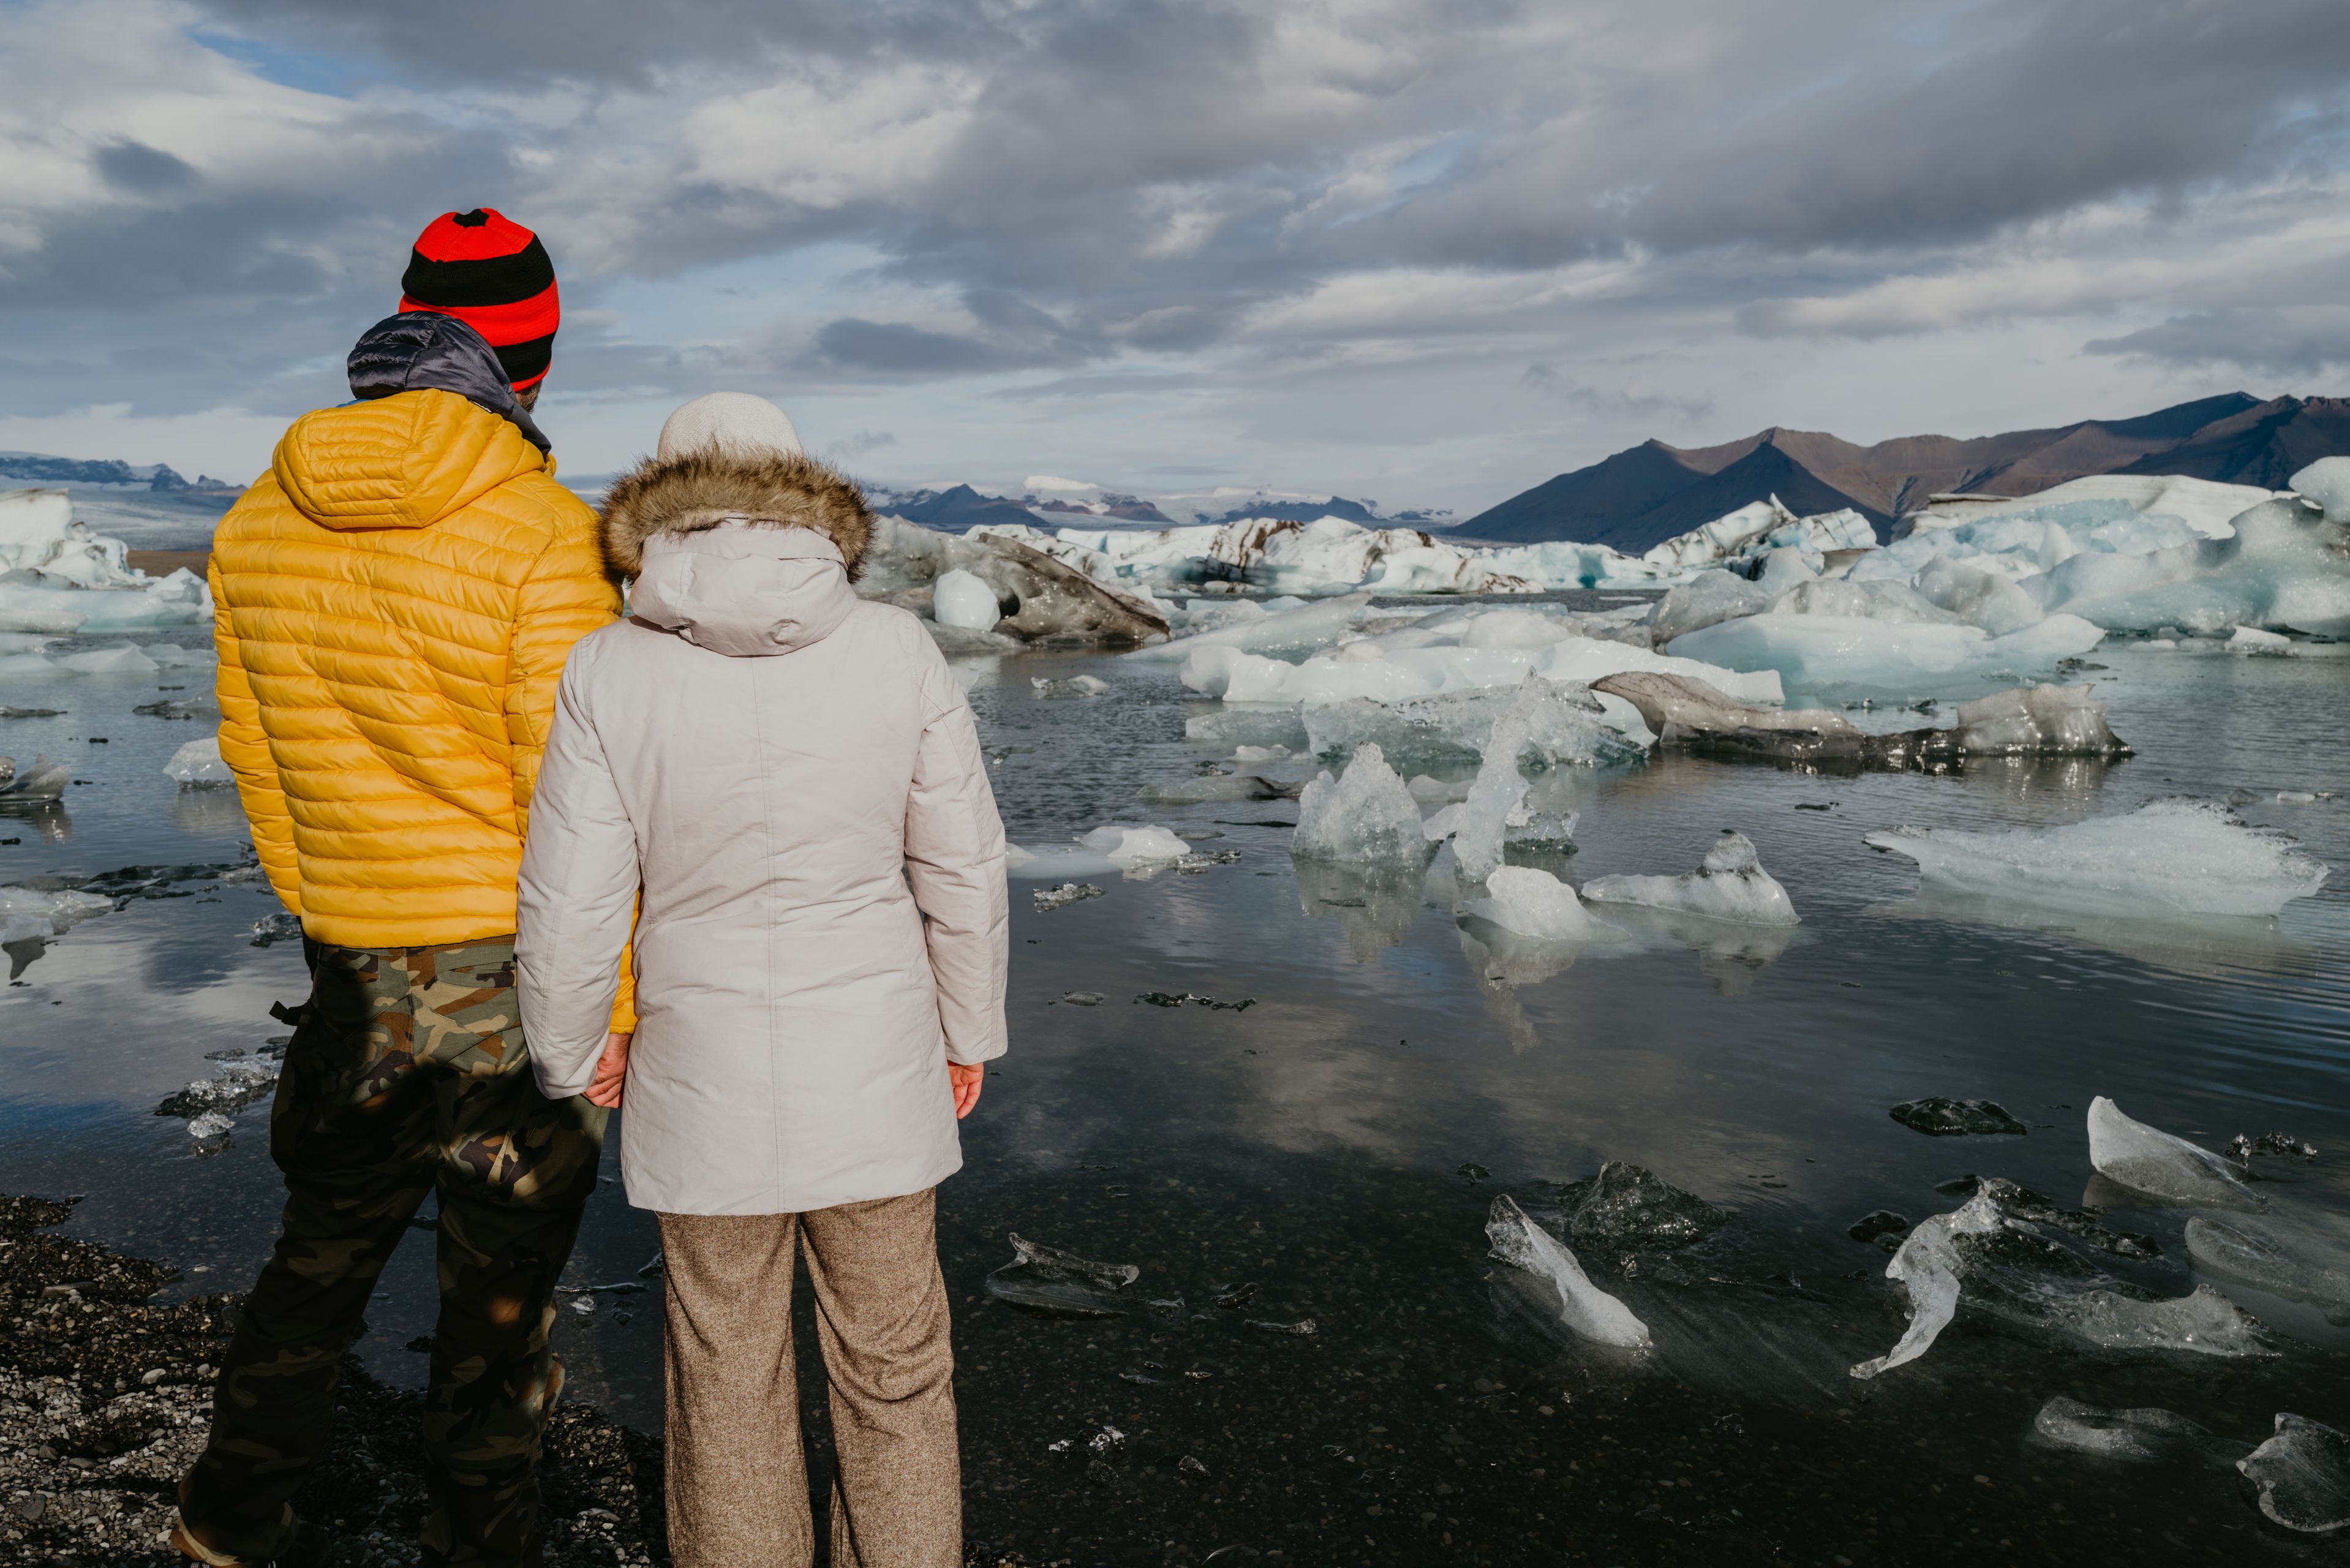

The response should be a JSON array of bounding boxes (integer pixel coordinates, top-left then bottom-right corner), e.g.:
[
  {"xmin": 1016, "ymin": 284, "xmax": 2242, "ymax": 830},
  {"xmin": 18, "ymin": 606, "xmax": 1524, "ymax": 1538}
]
[
  {"xmin": 1850, "ymin": 1189, "xmax": 2271, "ymax": 1379},
  {"xmin": 1245, "ymin": 1317, "xmax": 1317, "ymax": 1336},
  {"xmin": 1547, "ymin": 1162, "xmax": 1731, "ymax": 1253},
  {"xmin": 1863, "ymin": 799, "xmax": 2328, "ymax": 919},
  {"xmin": 249, "ymin": 910, "xmax": 302, "ymax": 947},
  {"xmin": 1056, "ymin": 991, "xmax": 1104, "ymax": 1006},
  {"xmin": 164, "ymin": 734, "xmax": 235, "ymax": 786},
  {"xmin": 1033, "ymin": 882, "xmax": 1105, "ymax": 912},
  {"xmin": 984, "ymin": 1234, "xmax": 1141, "ymax": 1318},
  {"xmin": 1485, "ymin": 1194, "xmax": 1650, "ymax": 1350},
  {"xmin": 2238, "ymin": 1414, "xmax": 2350, "ymax": 1534},
  {"xmin": 2032, "ymin": 1396, "xmax": 2250, "ymax": 1466},
  {"xmin": 2229, "ymin": 1131, "xmax": 2318, "ymax": 1161},
  {"xmin": 2186, "ymin": 1216, "xmax": 2350, "ymax": 1313},
  {"xmin": 1079, "ymin": 823, "xmax": 1192, "ymax": 869},
  {"xmin": 185, "ymin": 1111, "xmax": 234, "ymax": 1141},
  {"xmin": 2087, "ymin": 1096, "xmax": 2264, "ymax": 1212},
  {"xmin": 1580, "ymin": 831, "xmax": 1799, "ymax": 925},
  {"xmin": 1968, "ymin": 1177, "xmax": 2158, "ymax": 1259},
  {"xmin": 1887, "ymin": 1097, "xmax": 2028, "ymax": 1137},
  {"xmin": 157, "ymin": 1063, "xmax": 280, "ymax": 1119},
  {"xmin": 1461, "ymin": 866, "xmax": 1618, "ymax": 942},
  {"xmin": 1291, "ymin": 742, "xmax": 1430, "ymax": 864}
]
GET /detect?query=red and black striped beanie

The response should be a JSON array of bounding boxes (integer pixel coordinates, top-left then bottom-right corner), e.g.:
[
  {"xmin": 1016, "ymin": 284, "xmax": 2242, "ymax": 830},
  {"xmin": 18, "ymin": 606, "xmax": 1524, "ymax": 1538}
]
[{"xmin": 398, "ymin": 208, "xmax": 560, "ymax": 391}]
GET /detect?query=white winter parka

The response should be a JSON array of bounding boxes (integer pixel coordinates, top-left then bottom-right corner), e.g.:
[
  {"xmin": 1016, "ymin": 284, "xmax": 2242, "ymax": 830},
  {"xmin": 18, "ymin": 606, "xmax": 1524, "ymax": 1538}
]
[{"xmin": 516, "ymin": 447, "xmax": 1009, "ymax": 1215}]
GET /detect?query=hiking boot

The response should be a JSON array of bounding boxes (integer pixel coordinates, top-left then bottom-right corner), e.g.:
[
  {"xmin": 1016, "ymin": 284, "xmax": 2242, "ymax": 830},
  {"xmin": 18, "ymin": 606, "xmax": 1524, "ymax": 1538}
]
[{"xmin": 170, "ymin": 1475, "xmax": 291, "ymax": 1567}]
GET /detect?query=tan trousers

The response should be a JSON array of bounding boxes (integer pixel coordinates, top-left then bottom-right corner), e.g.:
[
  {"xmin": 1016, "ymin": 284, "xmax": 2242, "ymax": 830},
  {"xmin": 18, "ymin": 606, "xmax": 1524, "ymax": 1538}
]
[{"xmin": 658, "ymin": 1191, "xmax": 961, "ymax": 1568}]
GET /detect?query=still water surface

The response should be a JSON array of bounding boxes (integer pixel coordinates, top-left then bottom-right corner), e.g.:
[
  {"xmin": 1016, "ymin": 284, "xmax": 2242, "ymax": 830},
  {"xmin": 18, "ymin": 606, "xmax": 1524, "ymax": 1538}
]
[{"xmin": 1, "ymin": 612, "xmax": 2345, "ymax": 1564}]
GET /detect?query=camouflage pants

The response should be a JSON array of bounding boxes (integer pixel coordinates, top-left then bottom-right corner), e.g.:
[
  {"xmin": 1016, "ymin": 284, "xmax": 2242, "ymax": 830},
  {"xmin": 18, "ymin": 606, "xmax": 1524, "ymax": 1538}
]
[{"xmin": 182, "ymin": 937, "xmax": 608, "ymax": 1566}]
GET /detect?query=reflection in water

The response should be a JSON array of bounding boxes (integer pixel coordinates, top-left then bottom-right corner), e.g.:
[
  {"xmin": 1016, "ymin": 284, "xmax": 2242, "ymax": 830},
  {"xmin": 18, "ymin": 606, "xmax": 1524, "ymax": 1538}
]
[
  {"xmin": 1455, "ymin": 916, "xmax": 1597, "ymax": 1051},
  {"xmin": 1290, "ymin": 855, "xmax": 1425, "ymax": 960},
  {"xmin": 0, "ymin": 802, "xmax": 74, "ymax": 843},
  {"xmin": 1866, "ymin": 886, "xmax": 2318, "ymax": 982},
  {"xmin": 1595, "ymin": 903, "xmax": 1799, "ymax": 996},
  {"xmin": 169, "ymin": 785, "xmax": 247, "ymax": 837}
]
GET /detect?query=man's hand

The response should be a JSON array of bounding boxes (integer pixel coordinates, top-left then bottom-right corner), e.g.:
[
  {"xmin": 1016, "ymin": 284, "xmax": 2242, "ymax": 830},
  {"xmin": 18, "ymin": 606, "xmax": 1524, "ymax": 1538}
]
[
  {"xmin": 584, "ymin": 1031, "xmax": 631, "ymax": 1109},
  {"xmin": 947, "ymin": 1061, "xmax": 984, "ymax": 1120}
]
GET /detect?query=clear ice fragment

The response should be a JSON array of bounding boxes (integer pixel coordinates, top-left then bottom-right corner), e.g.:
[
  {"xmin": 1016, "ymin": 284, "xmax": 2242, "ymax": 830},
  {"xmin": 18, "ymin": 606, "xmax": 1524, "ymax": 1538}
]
[
  {"xmin": 1485, "ymin": 1194, "xmax": 1650, "ymax": 1351},
  {"xmin": 984, "ymin": 1234, "xmax": 1141, "ymax": 1318},
  {"xmin": 1461, "ymin": 867, "xmax": 1618, "ymax": 943},
  {"xmin": 1887, "ymin": 1098, "xmax": 2027, "ymax": 1137},
  {"xmin": 2087, "ymin": 1096, "xmax": 2263, "ymax": 1211},
  {"xmin": 1291, "ymin": 742, "xmax": 1429, "ymax": 864},
  {"xmin": 1033, "ymin": 883, "xmax": 1105, "ymax": 912},
  {"xmin": 2032, "ymin": 1396, "xmax": 2248, "ymax": 1466},
  {"xmin": 2238, "ymin": 1414, "xmax": 2350, "ymax": 1534}
]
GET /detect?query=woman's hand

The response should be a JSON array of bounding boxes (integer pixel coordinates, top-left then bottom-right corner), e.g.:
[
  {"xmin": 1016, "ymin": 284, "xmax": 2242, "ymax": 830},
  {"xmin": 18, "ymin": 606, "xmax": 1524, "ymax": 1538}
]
[
  {"xmin": 947, "ymin": 1061, "xmax": 984, "ymax": 1120},
  {"xmin": 584, "ymin": 1031, "xmax": 631, "ymax": 1109}
]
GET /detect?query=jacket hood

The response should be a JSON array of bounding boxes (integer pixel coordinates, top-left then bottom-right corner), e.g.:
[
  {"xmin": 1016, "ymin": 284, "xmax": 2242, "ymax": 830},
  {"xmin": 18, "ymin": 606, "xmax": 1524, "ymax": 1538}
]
[
  {"xmin": 272, "ymin": 387, "xmax": 550, "ymax": 533},
  {"xmin": 349, "ymin": 312, "xmax": 549, "ymax": 454},
  {"xmin": 599, "ymin": 447, "xmax": 872, "ymax": 582},
  {"xmin": 627, "ymin": 522, "xmax": 856, "ymax": 657}
]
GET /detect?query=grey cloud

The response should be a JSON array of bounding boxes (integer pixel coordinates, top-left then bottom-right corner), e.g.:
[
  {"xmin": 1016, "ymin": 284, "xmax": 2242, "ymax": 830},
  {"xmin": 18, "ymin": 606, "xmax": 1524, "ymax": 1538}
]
[
  {"xmin": 815, "ymin": 318, "xmax": 1084, "ymax": 377},
  {"xmin": 97, "ymin": 141, "xmax": 199, "ymax": 195},
  {"xmin": 1521, "ymin": 364, "xmax": 1713, "ymax": 426},
  {"xmin": 2085, "ymin": 309, "xmax": 2350, "ymax": 377}
]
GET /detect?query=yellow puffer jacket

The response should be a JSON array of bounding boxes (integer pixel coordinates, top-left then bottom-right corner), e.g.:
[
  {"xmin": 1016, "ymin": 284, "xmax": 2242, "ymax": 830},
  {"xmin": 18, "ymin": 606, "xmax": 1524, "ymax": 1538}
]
[{"xmin": 211, "ymin": 388, "xmax": 634, "ymax": 1025}]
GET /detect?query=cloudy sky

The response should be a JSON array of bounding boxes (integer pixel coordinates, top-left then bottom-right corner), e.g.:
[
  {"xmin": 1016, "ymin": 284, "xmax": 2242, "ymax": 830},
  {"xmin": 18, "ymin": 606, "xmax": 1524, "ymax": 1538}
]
[{"xmin": 2, "ymin": 0, "xmax": 2346, "ymax": 514}]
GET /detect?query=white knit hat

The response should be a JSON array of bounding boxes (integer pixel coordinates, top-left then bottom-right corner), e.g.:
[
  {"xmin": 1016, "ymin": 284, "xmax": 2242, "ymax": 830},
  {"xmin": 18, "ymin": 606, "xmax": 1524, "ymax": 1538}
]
[{"xmin": 656, "ymin": 392, "xmax": 804, "ymax": 462}]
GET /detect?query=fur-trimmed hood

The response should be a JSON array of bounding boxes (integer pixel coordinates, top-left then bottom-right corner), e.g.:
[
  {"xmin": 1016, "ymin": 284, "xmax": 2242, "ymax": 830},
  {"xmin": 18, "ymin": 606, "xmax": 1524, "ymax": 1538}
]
[{"xmin": 599, "ymin": 448, "xmax": 872, "ymax": 582}]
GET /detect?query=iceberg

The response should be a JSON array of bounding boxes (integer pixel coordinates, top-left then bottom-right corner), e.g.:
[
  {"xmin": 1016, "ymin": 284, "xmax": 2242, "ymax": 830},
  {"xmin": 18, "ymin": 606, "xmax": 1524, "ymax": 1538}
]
[
  {"xmin": 2024, "ymin": 496, "xmax": 2350, "ymax": 637},
  {"xmin": 1863, "ymin": 799, "xmax": 2327, "ymax": 920},
  {"xmin": 2086, "ymin": 1096, "xmax": 2263, "ymax": 1212},
  {"xmin": 2238, "ymin": 1415, "xmax": 2350, "ymax": 1534},
  {"xmin": 1, "ymin": 755, "xmax": 69, "ymax": 802},
  {"xmin": 1290, "ymin": 743, "xmax": 1429, "ymax": 864},
  {"xmin": 1485, "ymin": 1194, "xmax": 1650, "ymax": 1350},
  {"xmin": 1461, "ymin": 866, "xmax": 1618, "ymax": 942},
  {"xmin": 0, "ymin": 489, "xmax": 213, "ymax": 633},
  {"xmin": 1648, "ymin": 570, "xmax": 1777, "ymax": 644},
  {"xmin": 1667, "ymin": 611, "xmax": 2106, "ymax": 696},
  {"xmin": 1178, "ymin": 627, "xmax": 1783, "ymax": 709},
  {"xmin": 1580, "ymin": 831, "xmax": 1799, "ymax": 925},
  {"xmin": 1450, "ymin": 679, "xmax": 1592, "ymax": 882},
  {"xmin": 0, "ymin": 884, "xmax": 114, "ymax": 945}
]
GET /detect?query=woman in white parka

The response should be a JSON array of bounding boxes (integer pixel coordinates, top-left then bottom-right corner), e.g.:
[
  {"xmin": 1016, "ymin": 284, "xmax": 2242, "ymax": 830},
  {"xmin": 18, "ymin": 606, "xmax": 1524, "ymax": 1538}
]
[{"xmin": 516, "ymin": 392, "xmax": 1007, "ymax": 1568}]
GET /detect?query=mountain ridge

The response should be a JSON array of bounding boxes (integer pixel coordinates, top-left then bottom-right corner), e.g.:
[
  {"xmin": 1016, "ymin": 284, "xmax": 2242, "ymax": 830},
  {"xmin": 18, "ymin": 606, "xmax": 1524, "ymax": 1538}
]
[{"xmin": 1459, "ymin": 392, "xmax": 2343, "ymax": 550}]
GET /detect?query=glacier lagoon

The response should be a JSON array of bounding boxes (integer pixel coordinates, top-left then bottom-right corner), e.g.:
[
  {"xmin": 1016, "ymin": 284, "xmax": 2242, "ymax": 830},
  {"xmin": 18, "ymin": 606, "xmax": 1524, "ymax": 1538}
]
[{"xmin": 1, "ymin": 603, "xmax": 2347, "ymax": 1562}]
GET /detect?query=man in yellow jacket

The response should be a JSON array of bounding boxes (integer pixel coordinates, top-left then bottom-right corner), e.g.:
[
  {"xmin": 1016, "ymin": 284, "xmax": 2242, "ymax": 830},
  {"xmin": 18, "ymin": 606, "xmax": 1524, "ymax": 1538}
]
[{"xmin": 175, "ymin": 209, "xmax": 633, "ymax": 1568}]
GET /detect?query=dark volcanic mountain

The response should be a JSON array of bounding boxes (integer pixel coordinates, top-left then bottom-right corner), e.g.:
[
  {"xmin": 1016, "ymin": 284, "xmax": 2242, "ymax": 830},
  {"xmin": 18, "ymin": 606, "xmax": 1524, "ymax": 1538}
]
[{"xmin": 1461, "ymin": 393, "xmax": 2349, "ymax": 551}]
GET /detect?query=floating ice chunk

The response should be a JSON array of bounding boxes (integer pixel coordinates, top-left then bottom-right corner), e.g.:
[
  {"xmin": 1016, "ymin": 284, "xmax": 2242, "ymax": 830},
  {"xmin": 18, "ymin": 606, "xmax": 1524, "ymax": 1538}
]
[
  {"xmin": 1864, "ymin": 799, "xmax": 2327, "ymax": 919},
  {"xmin": 2087, "ymin": 1096, "xmax": 2265, "ymax": 1212},
  {"xmin": 1079, "ymin": 824, "xmax": 1193, "ymax": 869},
  {"xmin": 1886, "ymin": 1098, "xmax": 2028, "ymax": 1137},
  {"xmin": 2186, "ymin": 1217, "xmax": 2350, "ymax": 1313},
  {"xmin": 1461, "ymin": 867, "xmax": 1618, "ymax": 942},
  {"xmin": 1450, "ymin": 677, "xmax": 1616, "ymax": 882},
  {"xmin": 165, "ymin": 734, "xmax": 233, "ymax": 787},
  {"xmin": 932, "ymin": 568, "xmax": 1003, "ymax": 631},
  {"xmin": 0, "ymin": 754, "xmax": 67, "ymax": 801},
  {"xmin": 157, "ymin": 1062, "xmax": 279, "ymax": 1118},
  {"xmin": 1300, "ymin": 680, "xmax": 1646, "ymax": 769},
  {"xmin": 1292, "ymin": 743, "xmax": 1429, "ymax": 864},
  {"xmin": 1232, "ymin": 744, "xmax": 1289, "ymax": 761},
  {"xmin": 1485, "ymin": 1194, "xmax": 1650, "ymax": 1350},
  {"xmin": 1033, "ymin": 674, "xmax": 1110, "ymax": 697},
  {"xmin": 1180, "ymin": 633, "xmax": 1783, "ymax": 707},
  {"xmin": 1668, "ymin": 612, "xmax": 2105, "ymax": 695},
  {"xmin": 0, "ymin": 886, "xmax": 111, "ymax": 940},
  {"xmin": 53, "ymin": 645, "xmax": 160, "ymax": 676},
  {"xmin": 2032, "ymin": 1396, "xmax": 2250, "ymax": 1466},
  {"xmin": 1589, "ymin": 670, "xmax": 1856, "ymax": 741},
  {"xmin": 1580, "ymin": 831, "xmax": 1799, "ymax": 925},
  {"xmin": 1033, "ymin": 882, "xmax": 1106, "ymax": 911},
  {"xmin": 2239, "ymin": 1414, "xmax": 2350, "ymax": 1534},
  {"xmin": 1421, "ymin": 802, "xmax": 1466, "ymax": 842},
  {"xmin": 2228, "ymin": 624, "xmax": 2294, "ymax": 654},
  {"xmin": 186, "ymin": 1112, "xmax": 235, "ymax": 1141},
  {"xmin": 984, "ymin": 1234, "xmax": 1140, "ymax": 1318},
  {"xmin": 1951, "ymin": 684, "xmax": 2128, "ymax": 756},
  {"xmin": 1132, "ymin": 594, "xmax": 1382, "ymax": 661},
  {"xmin": 143, "ymin": 641, "xmax": 213, "ymax": 669}
]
